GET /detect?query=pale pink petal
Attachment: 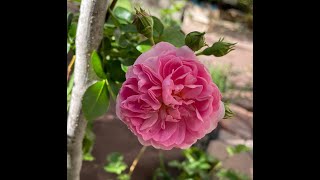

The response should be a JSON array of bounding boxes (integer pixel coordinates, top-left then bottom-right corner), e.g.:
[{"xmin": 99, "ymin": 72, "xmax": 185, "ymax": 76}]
[
  {"xmin": 140, "ymin": 113, "xmax": 158, "ymax": 130},
  {"xmin": 135, "ymin": 42, "xmax": 176, "ymax": 65}
]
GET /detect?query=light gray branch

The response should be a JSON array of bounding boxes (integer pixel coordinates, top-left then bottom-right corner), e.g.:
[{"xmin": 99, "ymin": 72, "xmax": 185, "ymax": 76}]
[{"xmin": 67, "ymin": 0, "xmax": 109, "ymax": 180}]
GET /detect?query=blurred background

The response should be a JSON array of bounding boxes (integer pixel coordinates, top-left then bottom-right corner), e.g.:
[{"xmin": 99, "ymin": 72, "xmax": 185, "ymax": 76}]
[{"xmin": 68, "ymin": 0, "xmax": 253, "ymax": 179}]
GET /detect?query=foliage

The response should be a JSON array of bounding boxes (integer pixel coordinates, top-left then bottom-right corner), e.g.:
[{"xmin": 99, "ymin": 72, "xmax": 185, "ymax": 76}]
[
  {"xmin": 103, "ymin": 145, "xmax": 251, "ymax": 179},
  {"xmin": 167, "ymin": 147, "xmax": 220, "ymax": 180},
  {"xmin": 104, "ymin": 152, "xmax": 130, "ymax": 179},
  {"xmin": 152, "ymin": 146, "xmax": 251, "ymax": 180},
  {"xmin": 226, "ymin": 144, "xmax": 251, "ymax": 156},
  {"xmin": 82, "ymin": 123, "xmax": 95, "ymax": 161},
  {"xmin": 217, "ymin": 169, "xmax": 250, "ymax": 180},
  {"xmin": 160, "ymin": 0, "xmax": 187, "ymax": 27},
  {"xmin": 67, "ymin": 0, "xmax": 236, "ymax": 162},
  {"xmin": 208, "ymin": 64, "xmax": 231, "ymax": 93}
]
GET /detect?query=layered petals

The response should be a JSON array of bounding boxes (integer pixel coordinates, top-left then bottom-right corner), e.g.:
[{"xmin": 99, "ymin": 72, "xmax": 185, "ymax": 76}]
[{"xmin": 116, "ymin": 42, "xmax": 224, "ymax": 150}]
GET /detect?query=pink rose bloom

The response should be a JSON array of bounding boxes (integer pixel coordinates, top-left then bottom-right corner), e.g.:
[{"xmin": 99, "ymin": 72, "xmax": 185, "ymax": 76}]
[{"xmin": 116, "ymin": 42, "xmax": 225, "ymax": 150}]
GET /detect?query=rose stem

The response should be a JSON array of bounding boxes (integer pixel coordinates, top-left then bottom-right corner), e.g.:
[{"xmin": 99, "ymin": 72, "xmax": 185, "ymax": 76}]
[
  {"xmin": 128, "ymin": 146, "xmax": 148, "ymax": 177},
  {"xmin": 159, "ymin": 150, "xmax": 166, "ymax": 171}
]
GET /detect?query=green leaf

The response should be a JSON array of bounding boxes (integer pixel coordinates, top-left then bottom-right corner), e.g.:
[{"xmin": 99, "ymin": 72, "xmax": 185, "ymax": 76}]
[
  {"xmin": 206, "ymin": 154, "xmax": 219, "ymax": 164},
  {"xmin": 217, "ymin": 169, "xmax": 250, "ymax": 180},
  {"xmin": 115, "ymin": 45, "xmax": 141, "ymax": 66},
  {"xmin": 104, "ymin": 23, "xmax": 116, "ymax": 36},
  {"xmin": 67, "ymin": 12, "xmax": 73, "ymax": 33},
  {"xmin": 115, "ymin": 0, "xmax": 132, "ymax": 12},
  {"xmin": 118, "ymin": 174, "xmax": 130, "ymax": 180},
  {"xmin": 137, "ymin": 39, "xmax": 152, "ymax": 53},
  {"xmin": 120, "ymin": 57, "xmax": 135, "ymax": 66},
  {"xmin": 152, "ymin": 16, "xmax": 164, "ymax": 39},
  {"xmin": 109, "ymin": 9, "xmax": 121, "ymax": 27},
  {"xmin": 108, "ymin": 81, "xmax": 122, "ymax": 99},
  {"xmin": 119, "ymin": 24, "xmax": 137, "ymax": 33},
  {"xmin": 119, "ymin": 57, "xmax": 134, "ymax": 65},
  {"xmin": 67, "ymin": 42, "xmax": 71, "ymax": 54},
  {"xmin": 82, "ymin": 80, "xmax": 110, "ymax": 121},
  {"xmin": 104, "ymin": 152, "xmax": 128, "ymax": 175},
  {"xmin": 83, "ymin": 153, "xmax": 95, "ymax": 161},
  {"xmin": 168, "ymin": 160, "xmax": 182, "ymax": 169},
  {"xmin": 91, "ymin": 50, "xmax": 107, "ymax": 79},
  {"xmin": 153, "ymin": 168, "xmax": 174, "ymax": 180},
  {"xmin": 160, "ymin": 27, "xmax": 185, "ymax": 47},
  {"xmin": 198, "ymin": 163, "xmax": 211, "ymax": 170},
  {"xmin": 114, "ymin": 7, "xmax": 133, "ymax": 23},
  {"xmin": 68, "ymin": 22, "xmax": 77, "ymax": 41},
  {"xmin": 82, "ymin": 125, "xmax": 95, "ymax": 161},
  {"xmin": 102, "ymin": 37, "xmax": 112, "ymax": 55},
  {"xmin": 104, "ymin": 162, "xmax": 127, "ymax": 175},
  {"xmin": 136, "ymin": 44, "xmax": 151, "ymax": 53},
  {"xmin": 119, "ymin": 34, "xmax": 130, "ymax": 48},
  {"xmin": 121, "ymin": 64, "xmax": 129, "ymax": 73},
  {"xmin": 106, "ymin": 60, "xmax": 126, "ymax": 82},
  {"xmin": 107, "ymin": 152, "xmax": 123, "ymax": 162},
  {"xmin": 226, "ymin": 144, "xmax": 251, "ymax": 156}
]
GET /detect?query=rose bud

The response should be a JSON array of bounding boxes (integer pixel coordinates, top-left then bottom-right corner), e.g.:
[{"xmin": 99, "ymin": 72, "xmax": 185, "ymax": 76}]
[
  {"xmin": 201, "ymin": 37, "xmax": 236, "ymax": 57},
  {"xmin": 133, "ymin": 7, "xmax": 154, "ymax": 44},
  {"xmin": 185, "ymin": 31, "xmax": 206, "ymax": 51}
]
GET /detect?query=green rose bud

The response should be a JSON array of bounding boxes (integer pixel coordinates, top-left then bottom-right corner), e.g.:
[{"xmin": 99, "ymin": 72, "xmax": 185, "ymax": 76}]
[
  {"xmin": 133, "ymin": 8, "xmax": 154, "ymax": 44},
  {"xmin": 185, "ymin": 31, "xmax": 206, "ymax": 51},
  {"xmin": 200, "ymin": 37, "xmax": 236, "ymax": 57}
]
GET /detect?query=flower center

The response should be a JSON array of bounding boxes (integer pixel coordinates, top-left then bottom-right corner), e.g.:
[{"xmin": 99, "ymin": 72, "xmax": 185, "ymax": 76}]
[{"xmin": 159, "ymin": 104, "xmax": 181, "ymax": 129}]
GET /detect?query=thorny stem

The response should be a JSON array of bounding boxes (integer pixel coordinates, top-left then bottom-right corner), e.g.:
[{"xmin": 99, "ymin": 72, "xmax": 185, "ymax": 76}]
[
  {"xmin": 67, "ymin": 55, "xmax": 76, "ymax": 81},
  {"xmin": 128, "ymin": 146, "xmax": 147, "ymax": 177}
]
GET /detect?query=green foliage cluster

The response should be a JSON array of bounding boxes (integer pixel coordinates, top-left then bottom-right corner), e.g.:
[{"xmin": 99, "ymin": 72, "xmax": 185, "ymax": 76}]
[
  {"xmin": 153, "ymin": 146, "xmax": 251, "ymax": 180},
  {"xmin": 104, "ymin": 145, "xmax": 251, "ymax": 180},
  {"xmin": 104, "ymin": 152, "xmax": 130, "ymax": 180}
]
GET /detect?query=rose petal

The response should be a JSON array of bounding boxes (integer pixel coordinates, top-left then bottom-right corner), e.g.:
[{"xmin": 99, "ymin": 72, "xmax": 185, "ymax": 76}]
[{"xmin": 140, "ymin": 113, "xmax": 159, "ymax": 130}]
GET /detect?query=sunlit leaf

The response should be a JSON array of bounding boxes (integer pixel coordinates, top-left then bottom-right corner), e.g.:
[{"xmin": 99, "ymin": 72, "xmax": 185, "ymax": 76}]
[
  {"xmin": 82, "ymin": 80, "xmax": 109, "ymax": 121},
  {"xmin": 160, "ymin": 27, "xmax": 185, "ymax": 47},
  {"xmin": 91, "ymin": 50, "xmax": 107, "ymax": 79}
]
